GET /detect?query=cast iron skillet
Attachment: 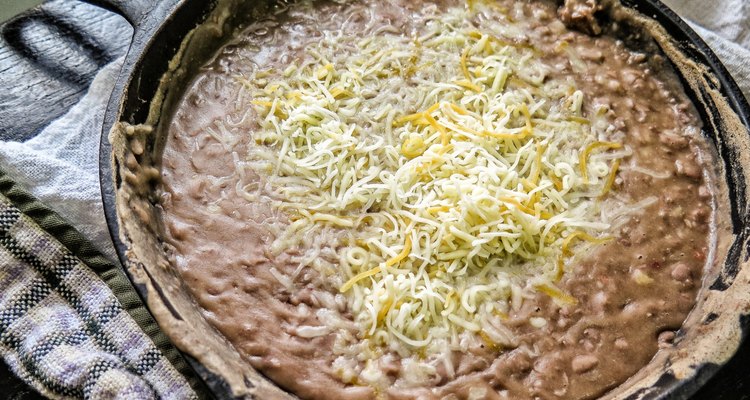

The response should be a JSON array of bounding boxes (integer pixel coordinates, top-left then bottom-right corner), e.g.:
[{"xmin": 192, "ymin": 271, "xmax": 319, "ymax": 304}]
[{"xmin": 92, "ymin": 0, "xmax": 750, "ymax": 398}]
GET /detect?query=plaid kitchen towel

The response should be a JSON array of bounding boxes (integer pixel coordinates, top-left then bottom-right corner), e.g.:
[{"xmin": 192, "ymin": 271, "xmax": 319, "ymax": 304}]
[{"xmin": 0, "ymin": 171, "xmax": 203, "ymax": 400}]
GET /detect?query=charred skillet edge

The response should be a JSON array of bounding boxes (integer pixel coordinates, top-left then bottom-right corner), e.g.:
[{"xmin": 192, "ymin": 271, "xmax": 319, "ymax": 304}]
[{"xmin": 98, "ymin": 1, "xmax": 750, "ymax": 400}]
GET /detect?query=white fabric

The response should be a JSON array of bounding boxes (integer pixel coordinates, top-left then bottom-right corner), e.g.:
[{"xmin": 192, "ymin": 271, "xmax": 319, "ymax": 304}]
[
  {"xmin": 0, "ymin": 59, "xmax": 123, "ymax": 260},
  {"xmin": 662, "ymin": 0, "xmax": 750, "ymax": 49},
  {"xmin": 0, "ymin": 4, "xmax": 748, "ymax": 262},
  {"xmin": 662, "ymin": 0, "xmax": 750, "ymax": 99}
]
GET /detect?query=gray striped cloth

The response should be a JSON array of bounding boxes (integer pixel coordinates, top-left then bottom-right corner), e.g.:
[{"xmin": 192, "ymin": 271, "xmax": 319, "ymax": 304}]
[{"xmin": 0, "ymin": 177, "xmax": 200, "ymax": 399}]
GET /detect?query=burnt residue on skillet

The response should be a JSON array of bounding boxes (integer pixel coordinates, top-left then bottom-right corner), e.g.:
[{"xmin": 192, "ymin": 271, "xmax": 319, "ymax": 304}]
[{"xmin": 101, "ymin": 0, "xmax": 750, "ymax": 399}]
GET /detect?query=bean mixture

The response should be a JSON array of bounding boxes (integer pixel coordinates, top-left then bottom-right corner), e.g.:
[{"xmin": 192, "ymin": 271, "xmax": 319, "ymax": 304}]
[{"xmin": 159, "ymin": 0, "xmax": 716, "ymax": 398}]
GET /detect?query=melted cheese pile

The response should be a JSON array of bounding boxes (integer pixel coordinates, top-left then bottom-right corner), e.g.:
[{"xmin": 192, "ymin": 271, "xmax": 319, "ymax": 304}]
[{"xmin": 239, "ymin": 1, "xmax": 625, "ymax": 368}]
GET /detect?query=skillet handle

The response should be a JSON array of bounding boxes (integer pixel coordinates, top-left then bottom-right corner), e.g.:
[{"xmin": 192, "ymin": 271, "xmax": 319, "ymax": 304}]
[{"xmin": 80, "ymin": 0, "xmax": 155, "ymax": 28}]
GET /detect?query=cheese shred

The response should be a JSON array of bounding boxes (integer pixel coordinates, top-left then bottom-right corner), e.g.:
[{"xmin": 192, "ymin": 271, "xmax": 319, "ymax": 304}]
[{"xmin": 233, "ymin": 0, "xmax": 627, "ymax": 366}]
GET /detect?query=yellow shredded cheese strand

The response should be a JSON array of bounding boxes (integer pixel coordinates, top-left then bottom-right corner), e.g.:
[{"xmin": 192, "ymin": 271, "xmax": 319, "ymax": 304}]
[
  {"xmin": 562, "ymin": 231, "xmax": 612, "ymax": 257},
  {"xmin": 455, "ymin": 79, "xmax": 482, "ymax": 92},
  {"xmin": 461, "ymin": 47, "xmax": 472, "ymax": 81},
  {"xmin": 580, "ymin": 141, "xmax": 623, "ymax": 182},
  {"xmin": 601, "ymin": 159, "xmax": 621, "ymax": 197},
  {"xmin": 535, "ymin": 284, "xmax": 578, "ymax": 306},
  {"xmin": 385, "ymin": 236, "xmax": 412, "ymax": 268},
  {"xmin": 340, "ymin": 266, "xmax": 384, "ymax": 293},
  {"xmin": 396, "ymin": 112, "xmax": 426, "ymax": 124}
]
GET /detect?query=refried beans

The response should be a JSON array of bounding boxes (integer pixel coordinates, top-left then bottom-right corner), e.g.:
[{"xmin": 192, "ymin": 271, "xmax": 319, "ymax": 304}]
[{"xmin": 158, "ymin": 0, "xmax": 718, "ymax": 398}]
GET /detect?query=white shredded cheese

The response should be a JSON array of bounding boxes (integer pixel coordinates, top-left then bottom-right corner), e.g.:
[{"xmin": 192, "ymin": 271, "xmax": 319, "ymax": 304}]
[{"xmin": 231, "ymin": 0, "xmax": 627, "ymax": 378}]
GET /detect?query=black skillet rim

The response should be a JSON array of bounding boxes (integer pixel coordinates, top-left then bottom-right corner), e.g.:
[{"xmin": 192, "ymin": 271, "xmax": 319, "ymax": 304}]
[{"xmin": 98, "ymin": 0, "xmax": 750, "ymax": 399}]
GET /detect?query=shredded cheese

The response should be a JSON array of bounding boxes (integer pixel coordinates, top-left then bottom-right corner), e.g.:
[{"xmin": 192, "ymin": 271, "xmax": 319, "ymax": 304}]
[{"xmin": 233, "ymin": 0, "xmax": 626, "ymax": 371}]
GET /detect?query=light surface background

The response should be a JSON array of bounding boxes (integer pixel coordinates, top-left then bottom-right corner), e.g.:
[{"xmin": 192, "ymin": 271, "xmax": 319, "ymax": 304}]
[{"xmin": 0, "ymin": 0, "xmax": 45, "ymax": 23}]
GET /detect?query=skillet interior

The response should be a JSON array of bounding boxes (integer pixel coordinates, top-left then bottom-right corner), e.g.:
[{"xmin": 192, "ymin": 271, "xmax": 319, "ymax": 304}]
[{"xmin": 100, "ymin": 0, "xmax": 750, "ymax": 398}]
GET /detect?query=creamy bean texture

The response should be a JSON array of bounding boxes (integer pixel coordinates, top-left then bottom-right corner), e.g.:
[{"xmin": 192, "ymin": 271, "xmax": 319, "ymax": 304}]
[{"xmin": 160, "ymin": 0, "xmax": 717, "ymax": 399}]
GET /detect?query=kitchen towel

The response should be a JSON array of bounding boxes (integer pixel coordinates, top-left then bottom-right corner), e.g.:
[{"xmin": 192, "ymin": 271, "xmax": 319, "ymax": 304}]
[
  {"xmin": 0, "ymin": 1, "xmax": 748, "ymax": 399},
  {"xmin": 0, "ymin": 175, "xmax": 199, "ymax": 400},
  {"xmin": 0, "ymin": 60, "xmax": 204, "ymax": 398},
  {"xmin": 662, "ymin": 0, "xmax": 750, "ymax": 98}
]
